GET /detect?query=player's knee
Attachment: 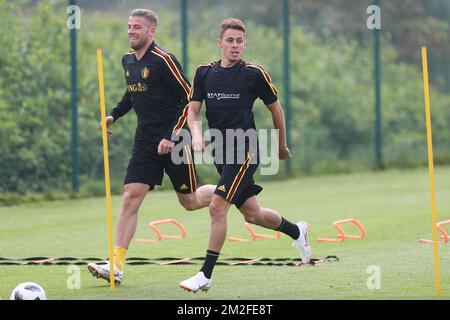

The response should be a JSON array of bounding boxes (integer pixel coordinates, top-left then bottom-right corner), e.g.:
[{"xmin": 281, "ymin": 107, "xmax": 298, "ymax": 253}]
[
  {"xmin": 209, "ymin": 201, "xmax": 226, "ymax": 219},
  {"xmin": 122, "ymin": 188, "xmax": 143, "ymax": 207},
  {"xmin": 243, "ymin": 213, "xmax": 258, "ymax": 224},
  {"xmin": 242, "ymin": 208, "xmax": 260, "ymax": 224},
  {"xmin": 239, "ymin": 203, "xmax": 261, "ymax": 224},
  {"xmin": 179, "ymin": 197, "xmax": 197, "ymax": 211}
]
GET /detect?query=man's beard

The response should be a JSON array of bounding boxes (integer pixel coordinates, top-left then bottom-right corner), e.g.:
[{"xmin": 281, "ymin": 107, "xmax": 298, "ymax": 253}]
[{"xmin": 130, "ymin": 38, "xmax": 148, "ymax": 50}]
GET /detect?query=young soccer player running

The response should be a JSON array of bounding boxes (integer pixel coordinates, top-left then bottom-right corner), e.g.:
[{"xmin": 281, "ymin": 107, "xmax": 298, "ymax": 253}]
[
  {"xmin": 180, "ymin": 18, "xmax": 311, "ymax": 292},
  {"xmin": 87, "ymin": 9, "xmax": 215, "ymax": 284}
]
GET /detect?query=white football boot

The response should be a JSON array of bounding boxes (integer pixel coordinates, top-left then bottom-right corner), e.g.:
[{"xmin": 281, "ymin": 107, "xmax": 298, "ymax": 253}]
[
  {"xmin": 295, "ymin": 221, "xmax": 312, "ymax": 264},
  {"xmin": 179, "ymin": 271, "xmax": 212, "ymax": 293},
  {"xmin": 87, "ymin": 261, "xmax": 123, "ymax": 285}
]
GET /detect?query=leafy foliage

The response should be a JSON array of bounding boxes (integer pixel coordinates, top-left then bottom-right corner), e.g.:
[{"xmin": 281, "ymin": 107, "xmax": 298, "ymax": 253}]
[{"xmin": 1, "ymin": 0, "xmax": 450, "ymax": 195}]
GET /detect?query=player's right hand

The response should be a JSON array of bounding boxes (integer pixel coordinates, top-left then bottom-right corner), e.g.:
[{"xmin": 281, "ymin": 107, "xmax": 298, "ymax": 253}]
[
  {"xmin": 279, "ymin": 145, "xmax": 292, "ymax": 160},
  {"xmin": 101, "ymin": 116, "xmax": 114, "ymax": 136},
  {"xmin": 192, "ymin": 134, "xmax": 205, "ymax": 152}
]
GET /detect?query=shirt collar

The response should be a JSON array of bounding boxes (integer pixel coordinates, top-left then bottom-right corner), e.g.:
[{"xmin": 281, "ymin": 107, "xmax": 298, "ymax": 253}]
[
  {"xmin": 134, "ymin": 40, "xmax": 157, "ymax": 62},
  {"xmin": 217, "ymin": 59, "xmax": 243, "ymax": 70}
]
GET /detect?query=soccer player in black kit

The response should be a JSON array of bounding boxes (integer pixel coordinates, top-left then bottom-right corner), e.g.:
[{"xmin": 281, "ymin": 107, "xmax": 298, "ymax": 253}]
[
  {"xmin": 87, "ymin": 9, "xmax": 215, "ymax": 284},
  {"xmin": 180, "ymin": 18, "xmax": 311, "ymax": 292}
]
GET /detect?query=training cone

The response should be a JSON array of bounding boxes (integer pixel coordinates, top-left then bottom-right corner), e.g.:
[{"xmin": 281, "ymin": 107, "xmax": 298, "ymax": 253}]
[
  {"xmin": 317, "ymin": 218, "xmax": 366, "ymax": 243},
  {"xmin": 420, "ymin": 219, "xmax": 450, "ymax": 244},
  {"xmin": 228, "ymin": 223, "xmax": 281, "ymax": 242},
  {"xmin": 136, "ymin": 219, "xmax": 187, "ymax": 243}
]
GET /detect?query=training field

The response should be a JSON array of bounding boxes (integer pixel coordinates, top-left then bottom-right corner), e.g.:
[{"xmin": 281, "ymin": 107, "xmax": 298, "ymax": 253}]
[{"xmin": 1, "ymin": 166, "xmax": 449, "ymax": 300}]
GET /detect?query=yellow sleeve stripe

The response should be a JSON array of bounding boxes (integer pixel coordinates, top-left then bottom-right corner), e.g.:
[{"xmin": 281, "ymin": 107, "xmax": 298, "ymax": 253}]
[
  {"xmin": 247, "ymin": 64, "xmax": 279, "ymax": 95},
  {"xmin": 173, "ymin": 104, "xmax": 189, "ymax": 134},
  {"xmin": 151, "ymin": 47, "xmax": 190, "ymax": 99},
  {"xmin": 189, "ymin": 78, "xmax": 200, "ymax": 102},
  {"xmin": 151, "ymin": 47, "xmax": 191, "ymax": 134}
]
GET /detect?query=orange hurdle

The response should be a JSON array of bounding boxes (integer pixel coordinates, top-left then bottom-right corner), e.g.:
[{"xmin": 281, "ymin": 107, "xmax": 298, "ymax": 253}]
[
  {"xmin": 136, "ymin": 219, "xmax": 187, "ymax": 243},
  {"xmin": 420, "ymin": 219, "xmax": 450, "ymax": 244},
  {"xmin": 317, "ymin": 218, "xmax": 366, "ymax": 243},
  {"xmin": 228, "ymin": 223, "xmax": 281, "ymax": 242}
]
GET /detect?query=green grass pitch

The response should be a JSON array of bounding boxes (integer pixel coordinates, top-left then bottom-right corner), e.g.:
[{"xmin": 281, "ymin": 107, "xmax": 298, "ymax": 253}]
[{"xmin": 1, "ymin": 167, "xmax": 449, "ymax": 300}]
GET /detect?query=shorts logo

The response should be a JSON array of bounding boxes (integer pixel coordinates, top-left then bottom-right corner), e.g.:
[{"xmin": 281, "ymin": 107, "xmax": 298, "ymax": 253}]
[
  {"xmin": 180, "ymin": 184, "xmax": 189, "ymax": 190},
  {"xmin": 218, "ymin": 185, "xmax": 226, "ymax": 192},
  {"xmin": 125, "ymin": 70, "xmax": 130, "ymax": 77},
  {"xmin": 141, "ymin": 67, "xmax": 150, "ymax": 79}
]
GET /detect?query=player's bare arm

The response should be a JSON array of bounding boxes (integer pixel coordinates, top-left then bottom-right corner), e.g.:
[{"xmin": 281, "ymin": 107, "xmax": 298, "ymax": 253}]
[
  {"xmin": 266, "ymin": 100, "xmax": 291, "ymax": 160},
  {"xmin": 187, "ymin": 101, "xmax": 205, "ymax": 151}
]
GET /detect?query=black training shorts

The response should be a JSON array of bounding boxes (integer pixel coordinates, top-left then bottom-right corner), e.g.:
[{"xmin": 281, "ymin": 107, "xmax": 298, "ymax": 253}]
[
  {"xmin": 213, "ymin": 153, "xmax": 262, "ymax": 208},
  {"xmin": 124, "ymin": 142, "xmax": 197, "ymax": 194}
]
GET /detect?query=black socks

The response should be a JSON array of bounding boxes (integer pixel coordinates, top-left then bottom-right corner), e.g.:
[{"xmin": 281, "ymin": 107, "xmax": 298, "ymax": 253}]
[
  {"xmin": 276, "ymin": 217, "xmax": 300, "ymax": 240},
  {"xmin": 200, "ymin": 250, "xmax": 220, "ymax": 279}
]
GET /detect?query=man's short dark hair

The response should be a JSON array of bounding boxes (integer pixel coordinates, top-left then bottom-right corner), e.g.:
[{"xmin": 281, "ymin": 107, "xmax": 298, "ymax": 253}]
[
  {"xmin": 130, "ymin": 9, "xmax": 158, "ymax": 26},
  {"xmin": 219, "ymin": 18, "xmax": 246, "ymax": 38}
]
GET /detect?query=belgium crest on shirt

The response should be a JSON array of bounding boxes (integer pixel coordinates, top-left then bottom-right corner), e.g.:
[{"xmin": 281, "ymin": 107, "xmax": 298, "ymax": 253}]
[{"xmin": 141, "ymin": 67, "xmax": 150, "ymax": 79}]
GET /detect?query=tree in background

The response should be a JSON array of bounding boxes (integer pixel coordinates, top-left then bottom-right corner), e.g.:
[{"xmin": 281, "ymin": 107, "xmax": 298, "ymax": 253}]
[{"xmin": 1, "ymin": 0, "xmax": 450, "ymax": 196}]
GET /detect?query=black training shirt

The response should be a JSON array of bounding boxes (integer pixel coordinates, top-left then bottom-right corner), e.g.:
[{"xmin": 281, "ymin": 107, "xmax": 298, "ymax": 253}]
[
  {"xmin": 191, "ymin": 60, "xmax": 278, "ymax": 133},
  {"xmin": 109, "ymin": 41, "xmax": 190, "ymax": 144},
  {"xmin": 191, "ymin": 60, "xmax": 278, "ymax": 162}
]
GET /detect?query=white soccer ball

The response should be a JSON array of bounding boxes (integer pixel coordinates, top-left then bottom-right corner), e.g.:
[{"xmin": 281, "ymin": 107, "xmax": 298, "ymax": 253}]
[{"xmin": 9, "ymin": 282, "xmax": 47, "ymax": 300}]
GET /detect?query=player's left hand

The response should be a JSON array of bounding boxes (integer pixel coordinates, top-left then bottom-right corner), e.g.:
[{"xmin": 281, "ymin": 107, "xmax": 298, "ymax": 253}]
[
  {"xmin": 279, "ymin": 146, "xmax": 292, "ymax": 160},
  {"xmin": 157, "ymin": 139, "xmax": 175, "ymax": 155}
]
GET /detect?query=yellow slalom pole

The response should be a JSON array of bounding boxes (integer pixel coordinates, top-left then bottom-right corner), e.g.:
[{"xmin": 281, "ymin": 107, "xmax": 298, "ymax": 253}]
[
  {"xmin": 421, "ymin": 46, "xmax": 440, "ymax": 296},
  {"xmin": 97, "ymin": 48, "xmax": 115, "ymax": 291}
]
